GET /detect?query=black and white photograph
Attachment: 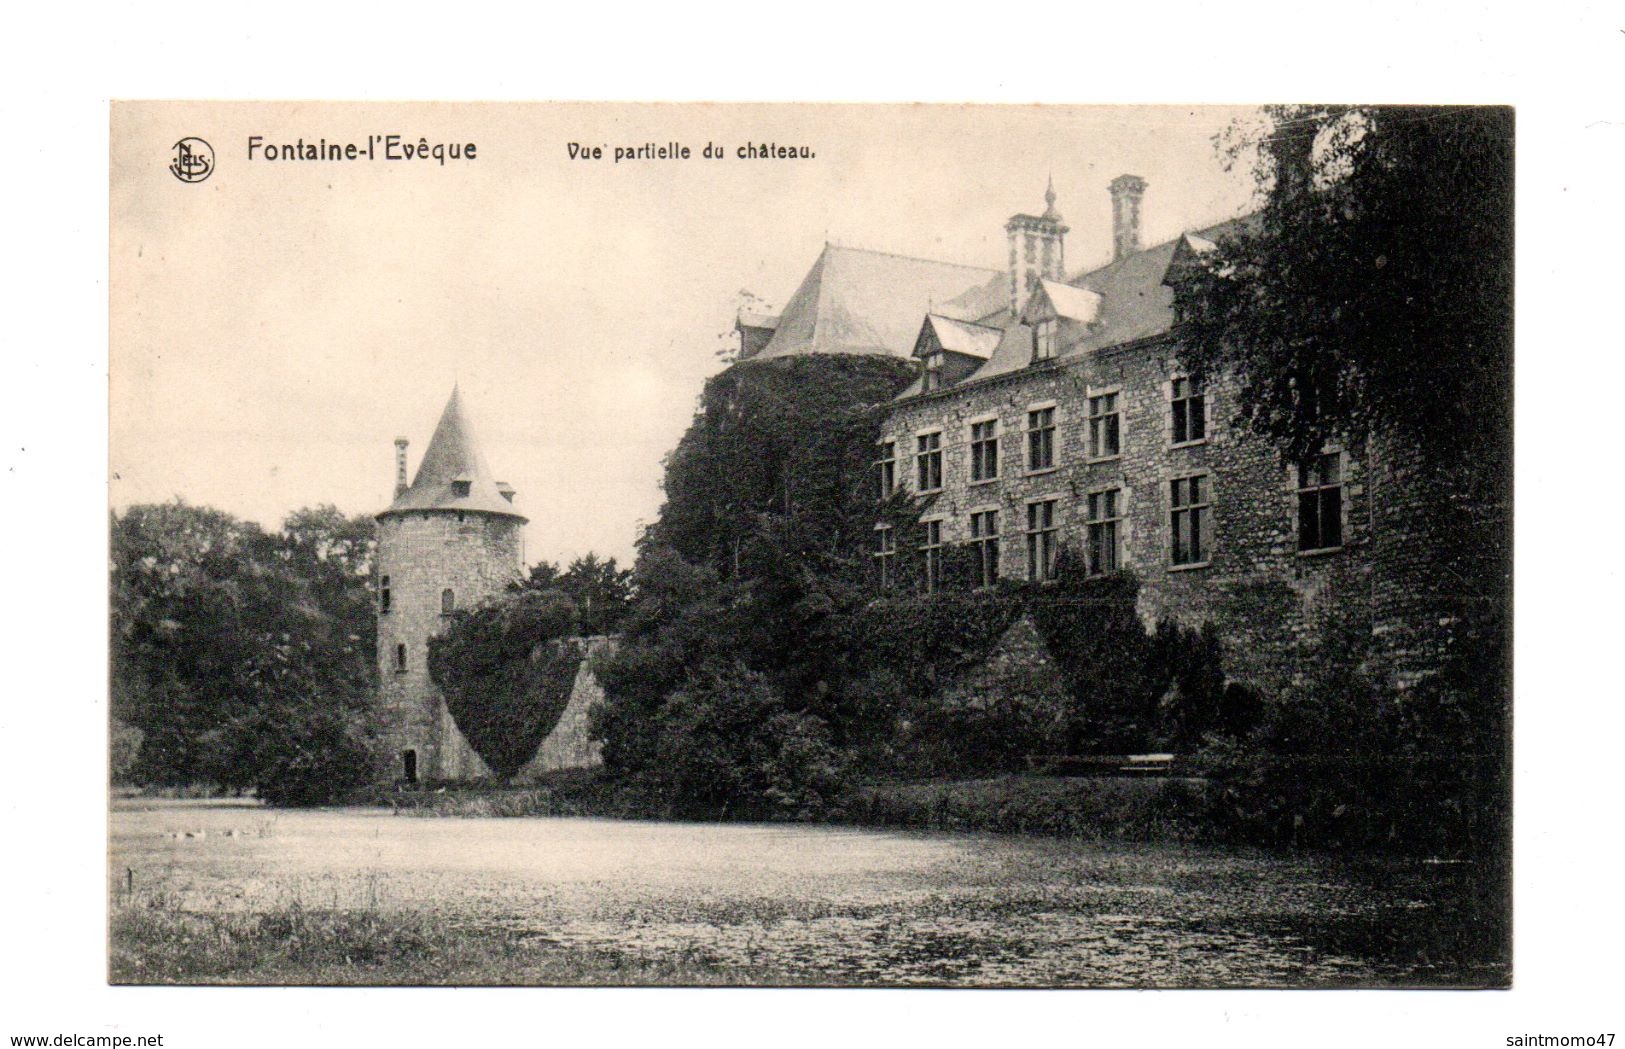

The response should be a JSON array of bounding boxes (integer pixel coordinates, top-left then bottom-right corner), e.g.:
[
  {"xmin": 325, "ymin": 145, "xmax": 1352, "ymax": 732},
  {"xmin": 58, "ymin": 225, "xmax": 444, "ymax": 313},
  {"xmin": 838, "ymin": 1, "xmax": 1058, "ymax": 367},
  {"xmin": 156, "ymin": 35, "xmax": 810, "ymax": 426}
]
[
  {"xmin": 104, "ymin": 101, "xmax": 1511, "ymax": 989},
  {"xmin": 9, "ymin": 13, "xmax": 1624, "ymax": 1040}
]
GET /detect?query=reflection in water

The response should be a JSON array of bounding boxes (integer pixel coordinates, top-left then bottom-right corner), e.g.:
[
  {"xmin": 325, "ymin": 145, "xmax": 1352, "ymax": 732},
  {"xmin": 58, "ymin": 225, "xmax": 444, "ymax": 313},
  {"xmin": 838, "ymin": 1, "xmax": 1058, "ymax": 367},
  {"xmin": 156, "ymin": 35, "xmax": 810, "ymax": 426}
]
[{"xmin": 109, "ymin": 799, "xmax": 1508, "ymax": 987}]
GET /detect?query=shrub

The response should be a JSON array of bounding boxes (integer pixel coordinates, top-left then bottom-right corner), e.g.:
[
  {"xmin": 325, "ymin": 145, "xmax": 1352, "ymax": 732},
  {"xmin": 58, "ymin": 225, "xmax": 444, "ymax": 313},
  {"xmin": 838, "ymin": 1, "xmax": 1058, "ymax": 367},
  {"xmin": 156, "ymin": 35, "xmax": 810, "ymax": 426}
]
[
  {"xmin": 253, "ymin": 700, "xmax": 378, "ymax": 807},
  {"xmin": 597, "ymin": 659, "xmax": 850, "ymax": 820},
  {"xmin": 1198, "ymin": 605, "xmax": 1509, "ymax": 855},
  {"xmin": 847, "ymin": 776, "xmax": 1212, "ymax": 842},
  {"xmin": 1027, "ymin": 562, "xmax": 1157, "ymax": 754}
]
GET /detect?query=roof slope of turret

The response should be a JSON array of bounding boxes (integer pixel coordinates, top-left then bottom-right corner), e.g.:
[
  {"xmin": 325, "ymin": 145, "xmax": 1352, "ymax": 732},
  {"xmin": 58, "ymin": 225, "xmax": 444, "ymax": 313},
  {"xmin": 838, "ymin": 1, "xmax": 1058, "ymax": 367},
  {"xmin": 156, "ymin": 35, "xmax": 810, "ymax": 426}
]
[{"xmin": 378, "ymin": 385, "xmax": 527, "ymax": 522}]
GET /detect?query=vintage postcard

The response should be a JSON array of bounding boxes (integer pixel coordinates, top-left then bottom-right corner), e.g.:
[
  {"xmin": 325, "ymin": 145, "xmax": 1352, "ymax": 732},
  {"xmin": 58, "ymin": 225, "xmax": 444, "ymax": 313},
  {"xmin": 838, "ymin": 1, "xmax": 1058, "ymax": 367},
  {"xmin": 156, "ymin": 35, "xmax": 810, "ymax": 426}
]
[{"xmin": 108, "ymin": 102, "xmax": 1512, "ymax": 990}]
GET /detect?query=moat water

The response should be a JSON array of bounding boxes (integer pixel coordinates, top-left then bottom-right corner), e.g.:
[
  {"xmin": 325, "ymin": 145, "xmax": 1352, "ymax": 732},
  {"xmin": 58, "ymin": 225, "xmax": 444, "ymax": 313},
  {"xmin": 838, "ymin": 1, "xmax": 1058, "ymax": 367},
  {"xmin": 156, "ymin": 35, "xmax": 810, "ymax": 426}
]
[{"xmin": 108, "ymin": 797, "xmax": 1507, "ymax": 987}]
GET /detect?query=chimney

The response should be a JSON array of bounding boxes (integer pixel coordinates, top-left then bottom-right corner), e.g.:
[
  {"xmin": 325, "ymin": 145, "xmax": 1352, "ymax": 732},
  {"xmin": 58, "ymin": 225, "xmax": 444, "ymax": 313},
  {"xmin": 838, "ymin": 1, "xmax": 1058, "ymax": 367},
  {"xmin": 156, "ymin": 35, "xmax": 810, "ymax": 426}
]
[
  {"xmin": 393, "ymin": 437, "xmax": 410, "ymax": 497},
  {"xmin": 1108, "ymin": 174, "xmax": 1147, "ymax": 262},
  {"xmin": 1004, "ymin": 178, "xmax": 1068, "ymax": 318}
]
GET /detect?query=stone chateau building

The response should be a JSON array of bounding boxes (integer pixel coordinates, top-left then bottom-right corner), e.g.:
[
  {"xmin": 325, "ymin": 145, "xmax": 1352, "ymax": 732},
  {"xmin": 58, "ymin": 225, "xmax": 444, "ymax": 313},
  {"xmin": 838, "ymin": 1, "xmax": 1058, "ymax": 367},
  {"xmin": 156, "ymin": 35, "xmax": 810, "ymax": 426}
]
[{"xmin": 739, "ymin": 176, "xmax": 1479, "ymax": 694}]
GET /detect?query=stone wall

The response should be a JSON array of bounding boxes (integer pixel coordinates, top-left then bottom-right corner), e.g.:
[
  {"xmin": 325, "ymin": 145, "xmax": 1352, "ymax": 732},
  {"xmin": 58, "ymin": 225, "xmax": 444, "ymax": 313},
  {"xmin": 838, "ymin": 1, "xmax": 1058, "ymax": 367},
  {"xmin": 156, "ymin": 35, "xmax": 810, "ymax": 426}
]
[
  {"xmin": 374, "ymin": 510, "xmax": 524, "ymax": 781},
  {"xmin": 1362, "ymin": 427, "xmax": 1510, "ymax": 689},
  {"xmin": 882, "ymin": 333, "xmax": 1381, "ymax": 693},
  {"xmin": 516, "ymin": 636, "xmax": 615, "ymax": 778}
]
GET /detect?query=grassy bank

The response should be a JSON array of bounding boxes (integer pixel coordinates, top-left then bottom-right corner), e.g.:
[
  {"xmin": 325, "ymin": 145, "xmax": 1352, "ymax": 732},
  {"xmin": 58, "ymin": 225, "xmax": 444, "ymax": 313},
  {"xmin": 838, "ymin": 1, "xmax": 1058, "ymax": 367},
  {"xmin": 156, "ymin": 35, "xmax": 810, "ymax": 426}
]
[
  {"xmin": 367, "ymin": 769, "xmax": 1216, "ymax": 843},
  {"xmin": 110, "ymin": 896, "xmax": 764, "ymax": 986},
  {"xmin": 845, "ymin": 775, "xmax": 1214, "ymax": 841}
]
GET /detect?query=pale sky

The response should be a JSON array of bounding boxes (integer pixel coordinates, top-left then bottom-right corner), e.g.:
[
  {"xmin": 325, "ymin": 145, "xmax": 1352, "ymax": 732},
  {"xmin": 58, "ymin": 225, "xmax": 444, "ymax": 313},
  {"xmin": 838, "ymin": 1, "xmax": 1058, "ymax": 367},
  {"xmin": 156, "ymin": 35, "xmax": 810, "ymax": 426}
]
[{"xmin": 110, "ymin": 103, "xmax": 1259, "ymax": 567}]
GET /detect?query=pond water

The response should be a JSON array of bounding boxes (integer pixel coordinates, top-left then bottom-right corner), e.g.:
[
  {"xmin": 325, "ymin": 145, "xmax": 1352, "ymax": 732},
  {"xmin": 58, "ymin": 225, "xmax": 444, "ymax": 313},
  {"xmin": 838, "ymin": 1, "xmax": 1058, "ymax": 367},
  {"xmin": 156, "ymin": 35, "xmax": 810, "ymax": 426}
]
[{"xmin": 108, "ymin": 798, "xmax": 1507, "ymax": 987}]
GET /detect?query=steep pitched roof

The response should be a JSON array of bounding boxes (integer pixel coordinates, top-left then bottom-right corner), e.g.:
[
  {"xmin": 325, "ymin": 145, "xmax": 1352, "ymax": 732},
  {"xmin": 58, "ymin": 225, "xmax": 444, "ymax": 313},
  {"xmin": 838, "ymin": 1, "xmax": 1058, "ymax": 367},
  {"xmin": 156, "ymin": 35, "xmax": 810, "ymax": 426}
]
[
  {"xmin": 756, "ymin": 244, "xmax": 1005, "ymax": 360},
  {"xmin": 913, "ymin": 314, "xmax": 1003, "ymax": 360},
  {"xmin": 1036, "ymin": 279, "xmax": 1103, "ymax": 324},
  {"xmin": 378, "ymin": 386, "xmax": 527, "ymax": 522},
  {"xmin": 897, "ymin": 217, "xmax": 1250, "ymax": 399},
  {"xmin": 965, "ymin": 322, "xmax": 1040, "ymax": 383},
  {"xmin": 1046, "ymin": 218, "xmax": 1243, "ymax": 356}
]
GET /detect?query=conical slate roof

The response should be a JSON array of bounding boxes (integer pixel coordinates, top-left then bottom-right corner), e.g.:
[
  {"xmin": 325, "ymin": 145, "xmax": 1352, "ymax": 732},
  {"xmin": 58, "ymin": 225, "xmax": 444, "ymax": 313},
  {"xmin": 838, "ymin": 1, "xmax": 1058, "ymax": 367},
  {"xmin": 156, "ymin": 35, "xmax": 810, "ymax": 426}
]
[{"xmin": 378, "ymin": 386, "xmax": 527, "ymax": 522}]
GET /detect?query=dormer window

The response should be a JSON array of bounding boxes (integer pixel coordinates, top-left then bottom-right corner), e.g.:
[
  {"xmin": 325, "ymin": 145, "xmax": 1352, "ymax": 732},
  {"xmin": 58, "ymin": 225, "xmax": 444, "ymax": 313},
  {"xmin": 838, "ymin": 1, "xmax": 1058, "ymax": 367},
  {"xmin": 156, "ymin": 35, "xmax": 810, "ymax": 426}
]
[
  {"xmin": 922, "ymin": 352, "xmax": 944, "ymax": 392},
  {"xmin": 1033, "ymin": 319, "xmax": 1058, "ymax": 360},
  {"xmin": 451, "ymin": 479, "xmax": 472, "ymax": 498}
]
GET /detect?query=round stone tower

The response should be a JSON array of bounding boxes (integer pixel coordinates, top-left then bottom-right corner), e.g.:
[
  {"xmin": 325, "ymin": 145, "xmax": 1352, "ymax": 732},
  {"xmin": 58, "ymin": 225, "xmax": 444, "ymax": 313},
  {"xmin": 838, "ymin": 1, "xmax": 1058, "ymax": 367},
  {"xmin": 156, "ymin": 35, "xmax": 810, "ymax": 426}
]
[{"xmin": 375, "ymin": 385, "xmax": 526, "ymax": 782}]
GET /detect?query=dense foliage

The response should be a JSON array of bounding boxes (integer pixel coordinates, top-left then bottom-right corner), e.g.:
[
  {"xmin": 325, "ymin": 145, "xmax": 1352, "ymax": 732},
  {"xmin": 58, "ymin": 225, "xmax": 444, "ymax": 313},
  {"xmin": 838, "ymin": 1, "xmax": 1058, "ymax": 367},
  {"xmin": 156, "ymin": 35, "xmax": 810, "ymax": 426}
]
[
  {"xmin": 110, "ymin": 502, "xmax": 378, "ymax": 803},
  {"xmin": 836, "ymin": 565, "xmax": 1239, "ymax": 774},
  {"xmin": 423, "ymin": 553, "xmax": 632, "ymax": 780},
  {"xmin": 426, "ymin": 588, "xmax": 584, "ymax": 780},
  {"xmin": 591, "ymin": 354, "xmax": 1237, "ymax": 816},
  {"xmin": 648, "ymin": 353, "xmax": 916, "ymax": 575},
  {"xmin": 515, "ymin": 553, "xmax": 633, "ymax": 636},
  {"xmin": 1199, "ymin": 594, "xmax": 1509, "ymax": 855},
  {"xmin": 592, "ymin": 355, "xmax": 915, "ymax": 816},
  {"xmin": 1170, "ymin": 105, "xmax": 1512, "ymax": 473},
  {"xmin": 1171, "ymin": 105, "xmax": 1512, "ymax": 856}
]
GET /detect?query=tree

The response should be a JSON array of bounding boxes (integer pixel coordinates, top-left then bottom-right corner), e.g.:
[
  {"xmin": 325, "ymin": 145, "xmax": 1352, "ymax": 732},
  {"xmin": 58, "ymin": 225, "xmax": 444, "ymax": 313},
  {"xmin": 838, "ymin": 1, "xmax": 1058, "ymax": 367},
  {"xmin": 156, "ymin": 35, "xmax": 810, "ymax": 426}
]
[
  {"xmin": 649, "ymin": 353, "xmax": 915, "ymax": 577},
  {"xmin": 109, "ymin": 501, "xmax": 378, "ymax": 801},
  {"xmin": 588, "ymin": 352, "xmax": 917, "ymax": 812},
  {"xmin": 1028, "ymin": 558, "xmax": 1157, "ymax": 755},
  {"xmin": 556, "ymin": 553, "xmax": 633, "ymax": 636},
  {"xmin": 1170, "ymin": 105, "xmax": 1512, "ymax": 472},
  {"xmin": 646, "ymin": 661, "xmax": 847, "ymax": 819}
]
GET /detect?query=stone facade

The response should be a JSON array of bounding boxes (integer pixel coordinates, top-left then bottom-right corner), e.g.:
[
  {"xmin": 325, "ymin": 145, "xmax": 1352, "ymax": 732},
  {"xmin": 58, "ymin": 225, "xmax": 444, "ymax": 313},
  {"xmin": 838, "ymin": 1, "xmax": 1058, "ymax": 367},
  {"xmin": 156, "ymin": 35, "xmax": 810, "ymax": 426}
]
[
  {"xmin": 375, "ymin": 510, "xmax": 524, "ymax": 781},
  {"xmin": 793, "ymin": 173, "xmax": 1497, "ymax": 696},
  {"xmin": 516, "ymin": 637, "xmax": 614, "ymax": 778},
  {"xmin": 883, "ymin": 332, "xmax": 1380, "ymax": 694}
]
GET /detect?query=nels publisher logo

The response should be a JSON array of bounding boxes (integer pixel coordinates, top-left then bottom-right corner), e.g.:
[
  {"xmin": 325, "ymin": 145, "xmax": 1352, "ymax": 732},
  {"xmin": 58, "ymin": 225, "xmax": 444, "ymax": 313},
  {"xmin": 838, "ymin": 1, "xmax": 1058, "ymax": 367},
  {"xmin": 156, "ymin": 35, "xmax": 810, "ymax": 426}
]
[{"xmin": 169, "ymin": 137, "xmax": 214, "ymax": 183}]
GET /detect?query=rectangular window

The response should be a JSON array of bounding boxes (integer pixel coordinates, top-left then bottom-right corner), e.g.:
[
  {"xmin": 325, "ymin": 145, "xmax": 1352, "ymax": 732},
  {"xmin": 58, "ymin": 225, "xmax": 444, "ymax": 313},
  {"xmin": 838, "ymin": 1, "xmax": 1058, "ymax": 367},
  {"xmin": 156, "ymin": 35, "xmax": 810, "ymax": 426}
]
[
  {"xmin": 916, "ymin": 431, "xmax": 943, "ymax": 492},
  {"xmin": 922, "ymin": 352, "xmax": 944, "ymax": 392},
  {"xmin": 380, "ymin": 575, "xmax": 391, "ymax": 614},
  {"xmin": 874, "ymin": 525, "xmax": 896, "ymax": 589},
  {"xmin": 1172, "ymin": 376, "xmax": 1207, "ymax": 444},
  {"xmin": 1086, "ymin": 488, "xmax": 1122, "ymax": 576},
  {"xmin": 970, "ymin": 510, "xmax": 1000, "ymax": 588},
  {"xmin": 1088, "ymin": 392, "xmax": 1121, "ymax": 459},
  {"xmin": 1297, "ymin": 452, "xmax": 1344, "ymax": 551},
  {"xmin": 1170, "ymin": 474, "xmax": 1213, "ymax": 566},
  {"xmin": 969, "ymin": 420, "xmax": 999, "ymax": 482},
  {"xmin": 876, "ymin": 440, "xmax": 897, "ymax": 499},
  {"xmin": 920, "ymin": 519, "xmax": 944, "ymax": 594},
  {"xmin": 1027, "ymin": 407, "xmax": 1055, "ymax": 471},
  {"xmin": 1034, "ymin": 319, "xmax": 1058, "ymax": 360},
  {"xmin": 1026, "ymin": 499, "xmax": 1059, "ymax": 582},
  {"xmin": 394, "ymin": 642, "xmax": 408, "ymax": 673}
]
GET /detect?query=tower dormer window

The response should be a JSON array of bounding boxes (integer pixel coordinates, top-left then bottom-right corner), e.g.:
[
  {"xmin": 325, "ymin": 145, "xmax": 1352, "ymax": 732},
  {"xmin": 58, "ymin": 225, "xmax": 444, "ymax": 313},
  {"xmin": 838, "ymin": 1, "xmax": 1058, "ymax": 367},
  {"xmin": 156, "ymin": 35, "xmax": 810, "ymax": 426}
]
[
  {"xmin": 922, "ymin": 352, "xmax": 944, "ymax": 392},
  {"xmin": 1034, "ymin": 319, "xmax": 1058, "ymax": 360},
  {"xmin": 451, "ymin": 480, "xmax": 472, "ymax": 498}
]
